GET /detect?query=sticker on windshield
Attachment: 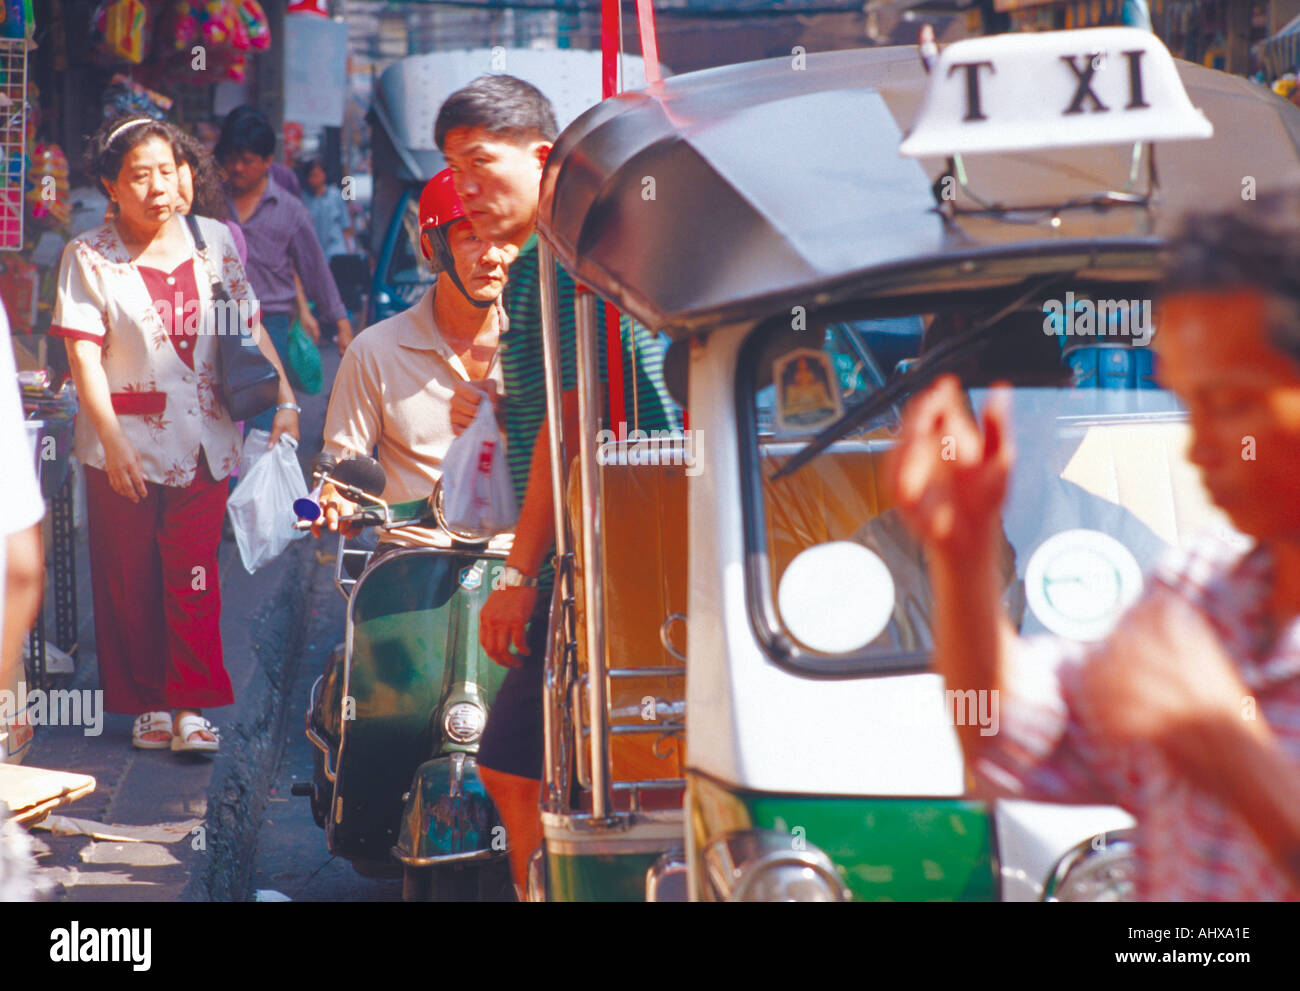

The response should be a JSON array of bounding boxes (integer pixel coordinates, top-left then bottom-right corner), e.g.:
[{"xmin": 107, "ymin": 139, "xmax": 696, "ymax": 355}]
[
  {"xmin": 1024, "ymin": 529, "xmax": 1143, "ymax": 641},
  {"xmin": 778, "ymin": 541, "xmax": 895, "ymax": 653},
  {"xmin": 774, "ymin": 349, "xmax": 843, "ymax": 434}
]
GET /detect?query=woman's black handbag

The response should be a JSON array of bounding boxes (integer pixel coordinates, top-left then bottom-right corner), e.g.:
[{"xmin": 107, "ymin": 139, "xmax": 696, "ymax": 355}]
[{"xmin": 186, "ymin": 215, "xmax": 280, "ymax": 422}]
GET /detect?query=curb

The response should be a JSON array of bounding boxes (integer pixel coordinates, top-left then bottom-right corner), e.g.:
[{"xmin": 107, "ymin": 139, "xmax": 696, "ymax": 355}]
[{"xmin": 181, "ymin": 535, "xmax": 315, "ymax": 902}]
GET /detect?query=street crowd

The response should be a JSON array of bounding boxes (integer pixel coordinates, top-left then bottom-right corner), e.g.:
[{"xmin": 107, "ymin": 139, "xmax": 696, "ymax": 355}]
[{"xmin": 3, "ymin": 69, "xmax": 1300, "ymax": 902}]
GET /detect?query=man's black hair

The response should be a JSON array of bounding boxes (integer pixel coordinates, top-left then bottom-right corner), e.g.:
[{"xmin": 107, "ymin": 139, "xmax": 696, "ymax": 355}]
[
  {"xmin": 214, "ymin": 104, "xmax": 276, "ymax": 162},
  {"xmin": 434, "ymin": 75, "xmax": 558, "ymax": 150},
  {"xmin": 1163, "ymin": 189, "xmax": 1300, "ymax": 362}
]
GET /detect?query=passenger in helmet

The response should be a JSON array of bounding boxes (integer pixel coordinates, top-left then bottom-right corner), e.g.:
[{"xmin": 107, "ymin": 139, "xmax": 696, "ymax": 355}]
[{"xmin": 313, "ymin": 168, "xmax": 518, "ymax": 549}]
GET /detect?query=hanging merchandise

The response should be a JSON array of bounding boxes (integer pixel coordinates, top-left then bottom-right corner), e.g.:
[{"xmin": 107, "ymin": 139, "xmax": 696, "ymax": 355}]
[
  {"xmin": 234, "ymin": 0, "xmax": 270, "ymax": 50},
  {"xmin": 102, "ymin": 74, "xmax": 173, "ymax": 119},
  {"xmin": 196, "ymin": 0, "xmax": 231, "ymax": 47},
  {"xmin": 26, "ymin": 144, "xmax": 69, "ymax": 229},
  {"xmin": 0, "ymin": 0, "xmax": 24, "ymax": 40},
  {"xmin": 90, "ymin": 0, "xmax": 151, "ymax": 65},
  {"xmin": 154, "ymin": 0, "xmax": 203, "ymax": 55},
  {"xmin": 146, "ymin": 1, "xmax": 269, "ymax": 86}
]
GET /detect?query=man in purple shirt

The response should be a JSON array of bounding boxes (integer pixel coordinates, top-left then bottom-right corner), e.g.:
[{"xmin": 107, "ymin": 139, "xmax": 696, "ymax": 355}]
[{"xmin": 216, "ymin": 107, "xmax": 353, "ymax": 430}]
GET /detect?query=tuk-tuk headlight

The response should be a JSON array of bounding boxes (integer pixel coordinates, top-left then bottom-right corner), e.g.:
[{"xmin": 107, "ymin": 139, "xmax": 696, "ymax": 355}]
[
  {"xmin": 1044, "ymin": 830, "xmax": 1136, "ymax": 902},
  {"xmin": 443, "ymin": 702, "xmax": 486, "ymax": 744},
  {"xmin": 702, "ymin": 830, "xmax": 850, "ymax": 902}
]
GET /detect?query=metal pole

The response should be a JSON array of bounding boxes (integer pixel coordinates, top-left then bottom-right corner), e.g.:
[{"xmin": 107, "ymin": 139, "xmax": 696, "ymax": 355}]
[
  {"xmin": 574, "ymin": 289, "xmax": 613, "ymax": 821},
  {"xmin": 538, "ymin": 240, "xmax": 571, "ymax": 812}
]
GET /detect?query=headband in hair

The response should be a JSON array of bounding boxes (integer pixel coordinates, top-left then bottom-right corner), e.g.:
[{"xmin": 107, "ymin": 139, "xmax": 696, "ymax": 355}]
[{"xmin": 106, "ymin": 117, "xmax": 154, "ymax": 145}]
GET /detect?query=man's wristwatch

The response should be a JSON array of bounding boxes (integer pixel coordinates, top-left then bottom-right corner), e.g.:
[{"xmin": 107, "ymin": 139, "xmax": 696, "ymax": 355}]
[{"xmin": 498, "ymin": 565, "xmax": 539, "ymax": 589}]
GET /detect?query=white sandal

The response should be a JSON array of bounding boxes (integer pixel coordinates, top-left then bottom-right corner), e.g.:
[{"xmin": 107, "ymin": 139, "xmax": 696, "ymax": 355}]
[
  {"xmin": 132, "ymin": 711, "xmax": 174, "ymax": 750},
  {"xmin": 171, "ymin": 713, "xmax": 220, "ymax": 754}
]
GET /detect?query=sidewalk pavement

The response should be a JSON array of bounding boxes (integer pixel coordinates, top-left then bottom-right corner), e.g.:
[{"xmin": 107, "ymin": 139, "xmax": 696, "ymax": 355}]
[{"xmin": 20, "ymin": 344, "xmax": 343, "ymax": 902}]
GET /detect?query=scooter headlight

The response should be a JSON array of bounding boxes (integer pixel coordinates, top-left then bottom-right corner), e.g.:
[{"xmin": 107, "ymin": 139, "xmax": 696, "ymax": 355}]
[
  {"xmin": 1044, "ymin": 830, "xmax": 1136, "ymax": 902},
  {"xmin": 443, "ymin": 702, "xmax": 486, "ymax": 744},
  {"xmin": 702, "ymin": 830, "xmax": 850, "ymax": 902}
]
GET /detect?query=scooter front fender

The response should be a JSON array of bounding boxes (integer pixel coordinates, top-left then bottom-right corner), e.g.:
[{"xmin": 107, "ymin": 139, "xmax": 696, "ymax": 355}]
[{"xmin": 392, "ymin": 752, "xmax": 505, "ymax": 866}]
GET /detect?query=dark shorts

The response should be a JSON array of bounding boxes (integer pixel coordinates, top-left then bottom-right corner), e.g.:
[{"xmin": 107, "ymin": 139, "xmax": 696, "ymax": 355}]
[{"xmin": 477, "ymin": 604, "xmax": 550, "ymax": 781}]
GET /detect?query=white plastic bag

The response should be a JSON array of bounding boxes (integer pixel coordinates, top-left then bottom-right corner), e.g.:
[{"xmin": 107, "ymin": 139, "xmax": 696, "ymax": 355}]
[
  {"xmin": 239, "ymin": 428, "xmax": 272, "ymax": 478},
  {"xmin": 440, "ymin": 399, "xmax": 517, "ymax": 537},
  {"xmin": 227, "ymin": 433, "xmax": 308, "ymax": 573}
]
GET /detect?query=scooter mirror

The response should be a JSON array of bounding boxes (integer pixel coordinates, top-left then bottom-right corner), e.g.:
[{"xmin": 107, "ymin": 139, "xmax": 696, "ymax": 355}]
[{"xmin": 330, "ymin": 455, "xmax": 387, "ymax": 500}]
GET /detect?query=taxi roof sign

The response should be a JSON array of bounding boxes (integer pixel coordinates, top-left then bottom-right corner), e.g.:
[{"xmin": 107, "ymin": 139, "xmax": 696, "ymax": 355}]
[{"xmin": 899, "ymin": 28, "xmax": 1213, "ymax": 158}]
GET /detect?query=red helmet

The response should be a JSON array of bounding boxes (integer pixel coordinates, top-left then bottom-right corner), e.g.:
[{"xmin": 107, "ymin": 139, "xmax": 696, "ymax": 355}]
[{"xmin": 419, "ymin": 168, "xmax": 466, "ymax": 261}]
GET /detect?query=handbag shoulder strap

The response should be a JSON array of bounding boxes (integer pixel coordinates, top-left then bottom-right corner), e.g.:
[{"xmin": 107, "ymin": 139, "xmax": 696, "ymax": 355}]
[
  {"xmin": 185, "ymin": 214, "xmax": 232, "ymax": 302},
  {"xmin": 184, "ymin": 212, "xmax": 207, "ymax": 251}
]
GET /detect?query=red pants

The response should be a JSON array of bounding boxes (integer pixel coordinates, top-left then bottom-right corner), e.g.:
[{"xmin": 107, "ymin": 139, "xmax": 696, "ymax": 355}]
[{"xmin": 85, "ymin": 458, "xmax": 234, "ymax": 714}]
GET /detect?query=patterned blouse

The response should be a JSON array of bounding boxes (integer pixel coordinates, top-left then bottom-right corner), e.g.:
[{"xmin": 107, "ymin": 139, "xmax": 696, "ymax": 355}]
[
  {"xmin": 978, "ymin": 532, "xmax": 1300, "ymax": 900},
  {"xmin": 50, "ymin": 217, "xmax": 255, "ymax": 487}
]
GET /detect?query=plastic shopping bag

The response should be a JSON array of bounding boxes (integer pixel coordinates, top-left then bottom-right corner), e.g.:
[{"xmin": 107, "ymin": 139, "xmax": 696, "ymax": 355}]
[
  {"xmin": 286, "ymin": 318, "xmax": 323, "ymax": 395},
  {"xmin": 439, "ymin": 398, "xmax": 517, "ymax": 538},
  {"xmin": 227, "ymin": 432, "xmax": 308, "ymax": 573}
]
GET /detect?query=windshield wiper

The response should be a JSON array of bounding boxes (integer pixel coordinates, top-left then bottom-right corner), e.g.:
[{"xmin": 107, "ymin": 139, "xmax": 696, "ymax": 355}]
[{"xmin": 770, "ymin": 277, "xmax": 1061, "ymax": 481}]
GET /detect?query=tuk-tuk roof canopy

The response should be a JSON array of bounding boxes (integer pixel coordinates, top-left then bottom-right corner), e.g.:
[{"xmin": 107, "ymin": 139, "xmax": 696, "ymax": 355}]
[{"xmin": 537, "ymin": 44, "xmax": 1300, "ymax": 337}]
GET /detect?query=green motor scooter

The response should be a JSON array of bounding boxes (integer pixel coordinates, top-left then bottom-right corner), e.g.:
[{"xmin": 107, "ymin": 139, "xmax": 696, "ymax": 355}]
[{"xmin": 293, "ymin": 455, "xmax": 514, "ymax": 901}]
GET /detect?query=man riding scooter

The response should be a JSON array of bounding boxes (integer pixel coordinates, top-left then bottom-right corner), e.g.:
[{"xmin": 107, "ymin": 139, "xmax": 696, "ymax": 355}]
[
  {"xmin": 302, "ymin": 171, "xmax": 519, "ymax": 899},
  {"xmin": 313, "ymin": 169, "xmax": 515, "ymax": 537}
]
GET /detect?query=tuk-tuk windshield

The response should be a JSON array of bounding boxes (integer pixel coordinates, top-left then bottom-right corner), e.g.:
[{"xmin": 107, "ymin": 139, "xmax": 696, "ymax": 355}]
[{"xmin": 743, "ymin": 293, "xmax": 1239, "ymax": 675}]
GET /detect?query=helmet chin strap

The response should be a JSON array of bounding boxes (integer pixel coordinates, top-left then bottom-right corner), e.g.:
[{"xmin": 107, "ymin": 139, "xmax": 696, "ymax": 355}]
[{"xmin": 433, "ymin": 231, "xmax": 497, "ymax": 309}]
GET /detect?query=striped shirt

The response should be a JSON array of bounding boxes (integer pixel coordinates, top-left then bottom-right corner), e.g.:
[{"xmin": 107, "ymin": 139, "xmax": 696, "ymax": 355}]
[
  {"xmin": 499, "ymin": 233, "xmax": 679, "ymax": 592},
  {"xmin": 978, "ymin": 532, "xmax": 1300, "ymax": 900}
]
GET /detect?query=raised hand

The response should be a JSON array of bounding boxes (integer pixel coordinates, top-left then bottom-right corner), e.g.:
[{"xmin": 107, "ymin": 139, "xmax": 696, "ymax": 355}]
[{"xmin": 891, "ymin": 375, "xmax": 1015, "ymax": 558}]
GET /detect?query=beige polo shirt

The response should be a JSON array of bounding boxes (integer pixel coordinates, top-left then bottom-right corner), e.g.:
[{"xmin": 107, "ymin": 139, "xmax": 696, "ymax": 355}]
[{"xmin": 322, "ymin": 285, "xmax": 505, "ymax": 548}]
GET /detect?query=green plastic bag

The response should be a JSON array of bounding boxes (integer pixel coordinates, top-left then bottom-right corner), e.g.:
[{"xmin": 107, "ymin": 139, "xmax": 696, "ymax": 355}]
[{"xmin": 286, "ymin": 319, "xmax": 323, "ymax": 395}]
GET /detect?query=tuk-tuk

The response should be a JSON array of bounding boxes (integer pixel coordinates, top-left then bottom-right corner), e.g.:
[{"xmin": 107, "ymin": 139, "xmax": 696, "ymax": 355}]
[
  {"xmin": 366, "ymin": 47, "xmax": 651, "ymax": 325},
  {"xmin": 524, "ymin": 27, "xmax": 1300, "ymax": 901}
]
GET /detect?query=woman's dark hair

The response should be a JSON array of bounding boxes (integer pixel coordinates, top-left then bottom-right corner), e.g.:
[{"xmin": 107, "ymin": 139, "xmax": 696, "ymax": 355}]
[
  {"xmin": 83, "ymin": 114, "xmax": 176, "ymax": 191},
  {"xmin": 434, "ymin": 74, "xmax": 558, "ymax": 150},
  {"xmin": 297, "ymin": 156, "xmax": 327, "ymax": 188},
  {"xmin": 214, "ymin": 104, "xmax": 276, "ymax": 162},
  {"xmin": 170, "ymin": 126, "xmax": 230, "ymax": 221},
  {"xmin": 1163, "ymin": 190, "xmax": 1300, "ymax": 362}
]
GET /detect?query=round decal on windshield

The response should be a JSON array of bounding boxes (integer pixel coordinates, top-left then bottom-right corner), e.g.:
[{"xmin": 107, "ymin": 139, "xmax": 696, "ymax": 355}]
[
  {"xmin": 1024, "ymin": 529, "xmax": 1143, "ymax": 641},
  {"xmin": 778, "ymin": 541, "xmax": 895, "ymax": 653}
]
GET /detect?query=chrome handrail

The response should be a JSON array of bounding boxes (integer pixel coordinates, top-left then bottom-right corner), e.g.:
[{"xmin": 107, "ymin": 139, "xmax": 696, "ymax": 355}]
[
  {"xmin": 574, "ymin": 289, "xmax": 613, "ymax": 821},
  {"xmin": 539, "ymin": 240, "xmax": 575, "ymax": 816},
  {"xmin": 608, "ymin": 666, "xmax": 685, "ymax": 679}
]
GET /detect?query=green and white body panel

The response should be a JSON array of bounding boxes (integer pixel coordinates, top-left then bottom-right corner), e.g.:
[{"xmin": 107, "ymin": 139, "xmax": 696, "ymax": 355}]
[
  {"xmin": 684, "ymin": 321, "xmax": 1134, "ymax": 902},
  {"xmin": 541, "ymin": 811, "xmax": 683, "ymax": 902}
]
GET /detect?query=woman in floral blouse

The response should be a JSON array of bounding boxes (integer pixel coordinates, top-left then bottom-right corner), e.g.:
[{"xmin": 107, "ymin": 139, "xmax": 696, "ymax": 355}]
[{"xmin": 51, "ymin": 116, "xmax": 300, "ymax": 754}]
